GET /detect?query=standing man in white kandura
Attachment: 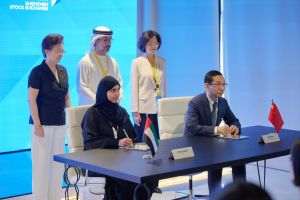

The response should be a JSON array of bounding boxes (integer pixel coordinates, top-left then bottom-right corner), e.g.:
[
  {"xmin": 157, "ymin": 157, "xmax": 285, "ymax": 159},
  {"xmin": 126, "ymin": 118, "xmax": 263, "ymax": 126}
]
[{"xmin": 77, "ymin": 25, "xmax": 122, "ymax": 105}]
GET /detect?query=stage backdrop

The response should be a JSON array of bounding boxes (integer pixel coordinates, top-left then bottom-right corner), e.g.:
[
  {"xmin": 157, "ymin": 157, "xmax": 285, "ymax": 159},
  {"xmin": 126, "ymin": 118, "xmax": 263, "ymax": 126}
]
[
  {"xmin": 155, "ymin": 0, "xmax": 220, "ymax": 97},
  {"xmin": 223, "ymin": 0, "xmax": 300, "ymax": 130},
  {"xmin": 0, "ymin": 0, "xmax": 137, "ymax": 152},
  {"xmin": 0, "ymin": 0, "xmax": 221, "ymax": 153}
]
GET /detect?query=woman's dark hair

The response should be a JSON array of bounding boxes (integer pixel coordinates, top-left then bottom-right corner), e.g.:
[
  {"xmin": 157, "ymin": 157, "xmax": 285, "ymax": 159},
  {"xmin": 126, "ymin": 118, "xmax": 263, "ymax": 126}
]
[
  {"xmin": 138, "ymin": 30, "xmax": 161, "ymax": 53},
  {"xmin": 213, "ymin": 181, "xmax": 273, "ymax": 200},
  {"xmin": 41, "ymin": 33, "xmax": 64, "ymax": 58},
  {"xmin": 95, "ymin": 75, "xmax": 120, "ymax": 107},
  {"xmin": 291, "ymin": 139, "xmax": 300, "ymax": 186},
  {"xmin": 94, "ymin": 76, "xmax": 125, "ymax": 126}
]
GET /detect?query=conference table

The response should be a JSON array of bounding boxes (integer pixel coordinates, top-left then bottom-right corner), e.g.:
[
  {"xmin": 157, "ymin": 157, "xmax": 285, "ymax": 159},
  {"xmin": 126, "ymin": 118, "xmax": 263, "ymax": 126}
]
[{"xmin": 54, "ymin": 125, "xmax": 300, "ymax": 199}]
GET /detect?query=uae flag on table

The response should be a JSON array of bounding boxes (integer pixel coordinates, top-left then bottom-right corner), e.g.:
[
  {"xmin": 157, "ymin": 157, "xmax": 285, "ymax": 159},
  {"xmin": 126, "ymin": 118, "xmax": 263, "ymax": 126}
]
[
  {"xmin": 144, "ymin": 116, "xmax": 159, "ymax": 156},
  {"xmin": 268, "ymin": 100, "xmax": 284, "ymax": 133}
]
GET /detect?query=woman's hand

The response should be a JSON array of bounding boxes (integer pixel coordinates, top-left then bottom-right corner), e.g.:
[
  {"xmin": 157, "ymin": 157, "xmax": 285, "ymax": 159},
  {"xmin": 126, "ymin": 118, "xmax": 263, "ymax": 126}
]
[
  {"xmin": 132, "ymin": 112, "xmax": 141, "ymax": 126},
  {"xmin": 34, "ymin": 124, "xmax": 44, "ymax": 137},
  {"xmin": 118, "ymin": 138, "xmax": 133, "ymax": 148}
]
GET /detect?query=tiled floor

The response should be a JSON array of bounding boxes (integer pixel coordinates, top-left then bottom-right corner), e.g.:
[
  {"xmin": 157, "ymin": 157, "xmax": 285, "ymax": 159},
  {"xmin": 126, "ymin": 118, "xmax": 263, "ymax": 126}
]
[{"xmin": 5, "ymin": 157, "xmax": 300, "ymax": 200}]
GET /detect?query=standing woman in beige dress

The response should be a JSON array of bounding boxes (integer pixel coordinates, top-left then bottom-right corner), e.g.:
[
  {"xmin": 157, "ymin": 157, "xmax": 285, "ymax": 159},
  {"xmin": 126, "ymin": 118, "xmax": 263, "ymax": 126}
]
[{"xmin": 131, "ymin": 30, "xmax": 166, "ymax": 142}]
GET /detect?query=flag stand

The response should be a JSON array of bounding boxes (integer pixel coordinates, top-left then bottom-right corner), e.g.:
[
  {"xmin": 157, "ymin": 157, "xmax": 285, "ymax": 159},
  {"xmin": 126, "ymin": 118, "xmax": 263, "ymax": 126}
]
[
  {"xmin": 260, "ymin": 132, "xmax": 280, "ymax": 144},
  {"xmin": 142, "ymin": 154, "xmax": 153, "ymax": 159},
  {"xmin": 260, "ymin": 100, "xmax": 283, "ymax": 144}
]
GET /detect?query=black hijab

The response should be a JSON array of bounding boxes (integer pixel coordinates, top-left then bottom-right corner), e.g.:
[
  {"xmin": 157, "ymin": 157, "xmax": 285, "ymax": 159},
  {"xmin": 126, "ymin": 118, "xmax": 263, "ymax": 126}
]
[{"xmin": 94, "ymin": 76, "xmax": 125, "ymax": 126}]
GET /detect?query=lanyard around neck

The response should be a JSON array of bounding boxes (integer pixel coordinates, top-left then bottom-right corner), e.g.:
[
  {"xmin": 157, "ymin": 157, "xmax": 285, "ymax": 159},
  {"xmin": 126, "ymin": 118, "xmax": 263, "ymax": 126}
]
[
  {"xmin": 148, "ymin": 57, "xmax": 161, "ymax": 96},
  {"xmin": 91, "ymin": 51, "xmax": 109, "ymax": 76}
]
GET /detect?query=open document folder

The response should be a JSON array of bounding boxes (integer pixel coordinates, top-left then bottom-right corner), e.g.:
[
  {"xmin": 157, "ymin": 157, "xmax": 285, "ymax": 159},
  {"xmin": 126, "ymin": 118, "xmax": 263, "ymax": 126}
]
[
  {"xmin": 217, "ymin": 134, "xmax": 249, "ymax": 140},
  {"xmin": 121, "ymin": 143, "xmax": 150, "ymax": 151},
  {"xmin": 216, "ymin": 120, "xmax": 249, "ymax": 140}
]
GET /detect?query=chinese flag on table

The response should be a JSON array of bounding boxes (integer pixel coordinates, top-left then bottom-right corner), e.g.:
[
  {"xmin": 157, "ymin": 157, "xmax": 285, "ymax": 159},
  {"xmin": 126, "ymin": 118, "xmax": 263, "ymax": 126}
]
[
  {"xmin": 268, "ymin": 101, "xmax": 284, "ymax": 133},
  {"xmin": 144, "ymin": 116, "xmax": 159, "ymax": 156}
]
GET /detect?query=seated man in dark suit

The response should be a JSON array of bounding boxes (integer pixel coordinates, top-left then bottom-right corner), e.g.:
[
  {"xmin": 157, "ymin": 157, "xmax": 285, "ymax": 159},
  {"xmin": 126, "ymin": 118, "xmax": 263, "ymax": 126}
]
[{"xmin": 184, "ymin": 70, "xmax": 246, "ymax": 195}]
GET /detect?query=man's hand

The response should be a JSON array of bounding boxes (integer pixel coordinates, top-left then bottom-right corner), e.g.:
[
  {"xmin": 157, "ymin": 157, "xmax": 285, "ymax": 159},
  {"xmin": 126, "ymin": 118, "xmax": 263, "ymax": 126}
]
[
  {"xmin": 229, "ymin": 125, "xmax": 239, "ymax": 136},
  {"xmin": 217, "ymin": 124, "xmax": 231, "ymax": 136}
]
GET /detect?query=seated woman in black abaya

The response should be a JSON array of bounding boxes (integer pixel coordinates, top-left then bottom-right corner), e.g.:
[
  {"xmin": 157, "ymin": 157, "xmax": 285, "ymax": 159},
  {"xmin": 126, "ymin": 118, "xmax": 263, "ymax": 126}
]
[{"xmin": 81, "ymin": 75, "xmax": 154, "ymax": 200}]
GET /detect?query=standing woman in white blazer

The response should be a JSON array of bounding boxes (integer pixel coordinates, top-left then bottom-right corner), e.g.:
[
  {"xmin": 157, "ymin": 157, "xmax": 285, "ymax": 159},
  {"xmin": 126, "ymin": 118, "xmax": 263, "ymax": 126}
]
[{"xmin": 131, "ymin": 30, "xmax": 166, "ymax": 142}]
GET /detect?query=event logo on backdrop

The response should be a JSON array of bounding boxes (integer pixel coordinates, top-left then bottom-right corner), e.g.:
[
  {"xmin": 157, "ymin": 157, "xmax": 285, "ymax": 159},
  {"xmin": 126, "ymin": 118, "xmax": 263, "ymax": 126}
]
[{"xmin": 9, "ymin": 0, "xmax": 59, "ymax": 11}]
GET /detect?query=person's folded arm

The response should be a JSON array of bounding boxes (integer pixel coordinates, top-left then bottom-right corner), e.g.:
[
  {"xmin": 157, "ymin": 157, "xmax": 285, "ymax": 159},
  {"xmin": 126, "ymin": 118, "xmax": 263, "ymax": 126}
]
[
  {"xmin": 81, "ymin": 109, "xmax": 118, "ymax": 150},
  {"xmin": 83, "ymin": 129, "xmax": 118, "ymax": 150},
  {"xmin": 122, "ymin": 111, "xmax": 136, "ymax": 140},
  {"xmin": 223, "ymin": 100, "xmax": 241, "ymax": 135}
]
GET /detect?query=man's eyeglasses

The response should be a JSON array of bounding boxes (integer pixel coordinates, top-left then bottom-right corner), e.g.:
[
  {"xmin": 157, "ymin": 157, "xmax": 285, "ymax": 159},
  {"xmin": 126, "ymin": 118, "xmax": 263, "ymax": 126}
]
[{"xmin": 209, "ymin": 83, "xmax": 228, "ymax": 87}]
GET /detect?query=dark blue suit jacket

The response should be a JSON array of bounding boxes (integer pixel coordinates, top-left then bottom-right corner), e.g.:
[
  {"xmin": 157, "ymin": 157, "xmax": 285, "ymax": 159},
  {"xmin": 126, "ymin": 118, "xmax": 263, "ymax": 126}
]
[{"xmin": 184, "ymin": 93, "xmax": 241, "ymax": 136}]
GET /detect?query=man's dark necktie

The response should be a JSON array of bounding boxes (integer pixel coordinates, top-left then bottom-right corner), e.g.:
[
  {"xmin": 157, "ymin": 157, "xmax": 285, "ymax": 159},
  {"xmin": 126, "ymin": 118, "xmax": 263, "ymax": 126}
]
[{"xmin": 211, "ymin": 102, "xmax": 217, "ymax": 126}]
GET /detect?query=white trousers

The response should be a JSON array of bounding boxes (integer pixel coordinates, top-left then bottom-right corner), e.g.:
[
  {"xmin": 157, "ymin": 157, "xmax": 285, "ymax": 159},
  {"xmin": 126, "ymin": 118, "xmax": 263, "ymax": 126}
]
[{"xmin": 31, "ymin": 125, "xmax": 66, "ymax": 200}]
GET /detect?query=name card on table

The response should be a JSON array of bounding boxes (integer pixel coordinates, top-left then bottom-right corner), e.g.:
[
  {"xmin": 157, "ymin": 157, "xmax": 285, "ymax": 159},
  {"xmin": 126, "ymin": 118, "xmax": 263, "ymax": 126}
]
[
  {"xmin": 170, "ymin": 147, "xmax": 194, "ymax": 160},
  {"xmin": 260, "ymin": 133, "xmax": 280, "ymax": 144}
]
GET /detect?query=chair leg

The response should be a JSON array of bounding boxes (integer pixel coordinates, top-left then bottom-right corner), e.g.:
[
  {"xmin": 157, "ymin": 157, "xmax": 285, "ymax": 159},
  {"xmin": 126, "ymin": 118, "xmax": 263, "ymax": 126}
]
[
  {"xmin": 83, "ymin": 170, "xmax": 105, "ymax": 196},
  {"xmin": 189, "ymin": 175, "xmax": 208, "ymax": 199},
  {"xmin": 63, "ymin": 165, "xmax": 81, "ymax": 200},
  {"xmin": 84, "ymin": 170, "xmax": 88, "ymax": 186},
  {"xmin": 189, "ymin": 175, "xmax": 194, "ymax": 198}
]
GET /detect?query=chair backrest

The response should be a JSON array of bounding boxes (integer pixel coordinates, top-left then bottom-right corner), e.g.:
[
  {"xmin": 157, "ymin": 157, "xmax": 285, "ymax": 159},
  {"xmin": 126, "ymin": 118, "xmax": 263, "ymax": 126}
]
[
  {"xmin": 158, "ymin": 96, "xmax": 193, "ymax": 140},
  {"xmin": 66, "ymin": 105, "xmax": 91, "ymax": 153},
  {"xmin": 66, "ymin": 105, "xmax": 107, "ymax": 187}
]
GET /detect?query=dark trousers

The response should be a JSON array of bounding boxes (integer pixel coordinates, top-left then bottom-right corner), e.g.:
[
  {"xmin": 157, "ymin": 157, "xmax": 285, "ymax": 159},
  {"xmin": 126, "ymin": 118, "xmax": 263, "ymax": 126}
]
[
  {"xmin": 104, "ymin": 177, "xmax": 157, "ymax": 200},
  {"xmin": 134, "ymin": 113, "xmax": 159, "ymax": 143},
  {"xmin": 208, "ymin": 164, "xmax": 246, "ymax": 195}
]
